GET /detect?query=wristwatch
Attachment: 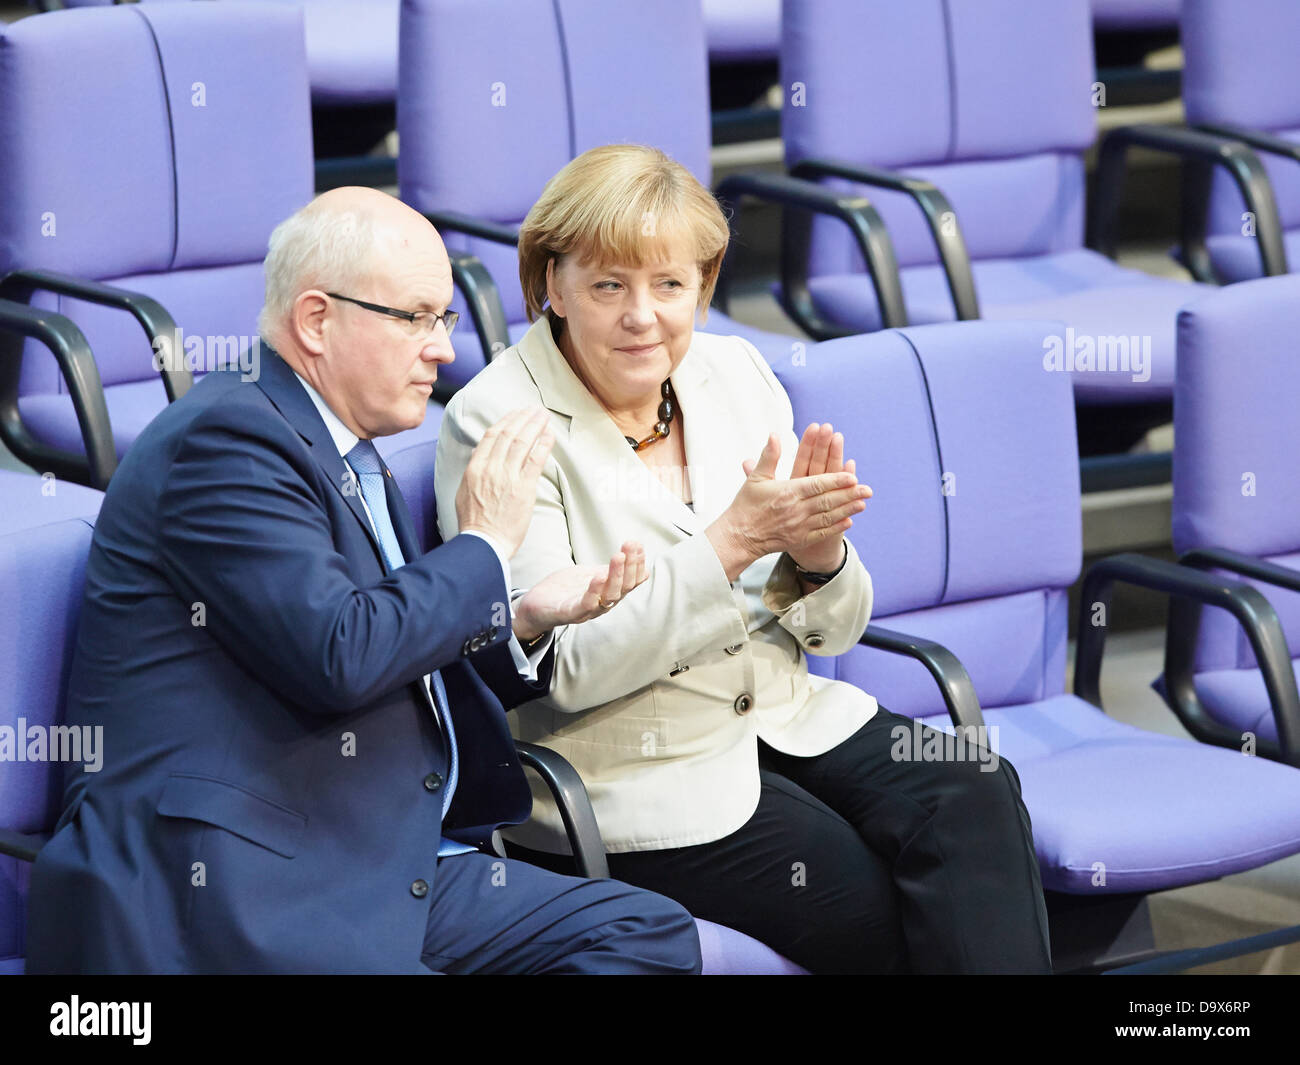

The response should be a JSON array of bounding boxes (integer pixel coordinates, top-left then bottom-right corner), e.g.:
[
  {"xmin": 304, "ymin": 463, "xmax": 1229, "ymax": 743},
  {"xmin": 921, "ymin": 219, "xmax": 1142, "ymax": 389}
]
[{"xmin": 793, "ymin": 541, "xmax": 848, "ymax": 585}]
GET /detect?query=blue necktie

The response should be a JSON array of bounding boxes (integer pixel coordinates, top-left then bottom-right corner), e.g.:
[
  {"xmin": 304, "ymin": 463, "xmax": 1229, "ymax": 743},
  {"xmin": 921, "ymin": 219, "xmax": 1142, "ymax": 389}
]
[{"xmin": 346, "ymin": 440, "xmax": 459, "ymax": 820}]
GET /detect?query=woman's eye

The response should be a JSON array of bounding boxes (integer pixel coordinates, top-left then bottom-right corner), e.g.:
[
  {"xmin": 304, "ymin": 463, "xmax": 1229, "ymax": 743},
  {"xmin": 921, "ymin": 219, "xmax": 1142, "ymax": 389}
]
[
  {"xmin": 595, "ymin": 281, "xmax": 622, "ymax": 292},
  {"xmin": 660, "ymin": 279, "xmax": 683, "ymax": 290}
]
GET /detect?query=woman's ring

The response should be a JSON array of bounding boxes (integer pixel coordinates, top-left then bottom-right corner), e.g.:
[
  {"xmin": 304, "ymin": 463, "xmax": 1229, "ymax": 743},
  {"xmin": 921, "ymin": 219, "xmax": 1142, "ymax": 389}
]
[{"xmin": 597, "ymin": 597, "xmax": 615, "ymax": 610}]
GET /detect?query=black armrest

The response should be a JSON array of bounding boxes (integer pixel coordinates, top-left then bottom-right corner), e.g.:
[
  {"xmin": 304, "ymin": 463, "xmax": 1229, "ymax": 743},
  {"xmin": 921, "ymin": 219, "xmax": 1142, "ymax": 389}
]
[
  {"xmin": 422, "ymin": 210, "xmax": 521, "ymax": 248},
  {"xmin": 0, "ymin": 268, "xmax": 190, "ymax": 402},
  {"xmin": 857, "ymin": 623, "xmax": 985, "ymax": 729},
  {"xmin": 514, "ymin": 741, "xmax": 609, "ymax": 879},
  {"xmin": 1087, "ymin": 124, "xmax": 1288, "ymax": 282},
  {"xmin": 713, "ymin": 171, "xmax": 907, "ymax": 338},
  {"xmin": 0, "ymin": 299, "xmax": 117, "ymax": 490},
  {"xmin": 1180, "ymin": 547, "xmax": 1300, "ymax": 595},
  {"xmin": 0, "ymin": 828, "xmax": 51, "ymax": 864},
  {"xmin": 1075, "ymin": 552, "xmax": 1300, "ymax": 767},
  {"xmin": 791, "ymin": 158, "xmax": 979, "ymax": 322},
  {"xmin": 444, "ymin": 251, "xmax": 511, "ymax": 399}
]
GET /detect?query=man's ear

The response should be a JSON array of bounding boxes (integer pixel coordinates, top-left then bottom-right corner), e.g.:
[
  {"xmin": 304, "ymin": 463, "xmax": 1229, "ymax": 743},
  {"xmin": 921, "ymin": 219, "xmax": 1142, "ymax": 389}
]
[
  {"xmin": 545, "ymin": 257, "xmax": 565, "ymax": 319},
  {"xmin": 293, "ymin": 290, "xmax": 331, "ymax": 356}
]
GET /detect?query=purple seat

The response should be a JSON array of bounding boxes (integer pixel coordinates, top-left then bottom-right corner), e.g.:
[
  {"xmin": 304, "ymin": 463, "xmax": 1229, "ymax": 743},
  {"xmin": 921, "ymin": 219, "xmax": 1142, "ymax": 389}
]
[
  {"xmin": 1182, "ymin": 0, "xmax": 1300, "ymax": 283},
  {"xmin": 398, "ymin": 0, "xmax": 855, "ymax": 392},
  {"xmin": 693, "ymin": 918, "xmax": 808, "ymax": 976},
  {"xmin": 0, "ymin": 4, "xmax": 314, "ymax": 464},
  {"xmin": 1169, "ymin": 274, "xmax": 1300, "ymax": 751},
  {"xmin": 0, "ymin": 519, "xmax": 96, "ymax": 974},
  {"xmin": 54, "ymin": 0, "xmax": 398, "ymax": 105},
  {"xmin": 384, "ymin": 438, "xmax": 807, "ymax": 974},
  {"xmin": 774, "ymin": 317, "xmax": 1300, "ymax": 965},
  {"xmin": 780, "ymin": 0, "xmax": 1217, "ymax": 405},
  {"xmin": 0, "ymin": 473, "xmax": 101, "ymax": 536}
]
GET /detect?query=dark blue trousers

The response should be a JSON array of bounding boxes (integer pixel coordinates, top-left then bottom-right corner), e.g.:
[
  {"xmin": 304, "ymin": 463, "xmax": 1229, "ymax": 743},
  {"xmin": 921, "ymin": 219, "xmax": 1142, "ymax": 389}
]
[{"xmin": 420, "ymin": 851, "xmax": 701, "ymax": 974}]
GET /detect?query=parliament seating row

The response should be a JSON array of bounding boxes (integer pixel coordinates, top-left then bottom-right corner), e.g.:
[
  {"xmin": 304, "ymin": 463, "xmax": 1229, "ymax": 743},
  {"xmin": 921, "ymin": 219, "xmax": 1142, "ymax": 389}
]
[
  {"xmin": 4, "ymin": 0, "xmax": 1291, "ymax": 488},
  {"xmin": 9, "ymin": 285, "xmax": 1300, "ymax": 972}
]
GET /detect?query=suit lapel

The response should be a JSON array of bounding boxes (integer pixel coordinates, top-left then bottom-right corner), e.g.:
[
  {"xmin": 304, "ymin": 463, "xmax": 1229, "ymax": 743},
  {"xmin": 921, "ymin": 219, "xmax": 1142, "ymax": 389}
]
[{"xmin": 254, "ymin": 348, "xmax": 384, "ymax": 565}]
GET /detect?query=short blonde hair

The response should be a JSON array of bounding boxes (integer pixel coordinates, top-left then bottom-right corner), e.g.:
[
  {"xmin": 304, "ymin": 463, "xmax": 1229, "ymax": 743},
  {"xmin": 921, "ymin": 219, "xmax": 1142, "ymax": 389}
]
[{"xmin": 518, "ymin": 144, "xmax": 730, "ymax": 325}]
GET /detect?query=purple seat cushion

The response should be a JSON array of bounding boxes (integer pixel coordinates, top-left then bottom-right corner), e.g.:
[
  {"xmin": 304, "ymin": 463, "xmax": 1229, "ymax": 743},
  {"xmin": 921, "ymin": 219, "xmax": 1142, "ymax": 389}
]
[
  {"xmin": 1206, "ymin": 228, "xmax": 1300, "ymax": 285},
  {"xmin": 297, "ymin": 0, "xmax": 399, "ymax": 105},
  {"xmin": 695, "ymin": 918, "xmax": 807, "ymax": 974},
  {"xmin": 917, "ymin": 694, "xmax": 1300, "ymax": 893},
  {"xmin": 1193, "ymin": 663, "xmax": 1300, "ymax": 746},
  {"xmin": 804, "ymin": 251, "xmax": 1204, "ymax": 401},
  {"xmin": 20, "ymin": 378, "xmax": 175, "ymax": 461},
  {"xmin": 0, "ymin": 472, "xmax": 101, "ymax": 535}
]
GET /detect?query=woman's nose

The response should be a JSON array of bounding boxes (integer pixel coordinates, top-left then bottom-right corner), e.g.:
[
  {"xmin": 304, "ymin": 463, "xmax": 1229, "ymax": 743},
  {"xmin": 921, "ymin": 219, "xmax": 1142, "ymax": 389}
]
[{"xmin": 622, "ymin": 287, "xmax": 656, "ymax": 327}]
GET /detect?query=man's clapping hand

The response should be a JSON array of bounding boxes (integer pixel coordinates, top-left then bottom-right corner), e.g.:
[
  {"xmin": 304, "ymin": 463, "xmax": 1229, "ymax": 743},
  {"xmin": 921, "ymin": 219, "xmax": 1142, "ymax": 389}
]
[{"xmin": 513, "ymin": 541, "xmax": 648, "ymax": 643}]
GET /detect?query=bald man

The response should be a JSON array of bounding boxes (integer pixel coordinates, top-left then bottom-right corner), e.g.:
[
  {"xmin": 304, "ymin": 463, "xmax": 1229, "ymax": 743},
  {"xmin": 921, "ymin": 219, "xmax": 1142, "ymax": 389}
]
[{"xmin": 26, "ymin": 189, "xmax": 700, "ymax": 974}]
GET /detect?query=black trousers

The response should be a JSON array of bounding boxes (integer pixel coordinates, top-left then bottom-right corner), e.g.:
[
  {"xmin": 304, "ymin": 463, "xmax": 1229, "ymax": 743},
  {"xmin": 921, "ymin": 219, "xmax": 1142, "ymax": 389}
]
[{"xmin": 512, "ymin": 706, "xmax": 1053, "ymax": 974}]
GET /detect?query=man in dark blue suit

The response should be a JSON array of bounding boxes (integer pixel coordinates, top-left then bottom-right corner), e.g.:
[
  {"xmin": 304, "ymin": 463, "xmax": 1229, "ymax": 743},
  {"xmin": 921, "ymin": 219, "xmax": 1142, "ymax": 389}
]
[{"xmin": 25, "ymin": 188, "xmax": 699, "ymax": 974}]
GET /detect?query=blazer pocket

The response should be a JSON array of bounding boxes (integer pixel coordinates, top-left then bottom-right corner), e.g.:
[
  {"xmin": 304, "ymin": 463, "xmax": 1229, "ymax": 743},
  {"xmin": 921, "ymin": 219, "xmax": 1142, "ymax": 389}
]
[{"xmin": 156, "ymin": 773, "xmax": 307, "ymax": 859}]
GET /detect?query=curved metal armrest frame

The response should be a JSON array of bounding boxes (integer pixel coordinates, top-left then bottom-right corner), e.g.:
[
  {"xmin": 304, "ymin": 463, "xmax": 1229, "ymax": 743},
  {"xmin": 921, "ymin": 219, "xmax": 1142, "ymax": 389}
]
[
  {"xmin": 514, "ymin": 741, "xmax": 609, "ymax": 879},
  {"xmin": 0, "ymin": 269, "xmax": 189, "ymax": 401},
  {"xmin": 442, "ymin": 251, "xmax": 511, "ymax": 402},
  {"xmin": 857, "ymin": 623, "xmax": 985, "ymax": 729},
  {"xmin": 790, "ymin": 158, "xmax": 979, "ymax": 322},
  {"xmin": 0, "ymin": 299, "xmax": 117, "ymax": 489},
  {"xmin": 1074, "ymin": 552, "xmax": 1300, "ymax": 766},
  {"xmin": 713, "ymin": 172, "xmax": 907, "ymax": 338},
  {"xmin": 1087, "ymin": 124, "xmax": 1288, "ymax": 283}
]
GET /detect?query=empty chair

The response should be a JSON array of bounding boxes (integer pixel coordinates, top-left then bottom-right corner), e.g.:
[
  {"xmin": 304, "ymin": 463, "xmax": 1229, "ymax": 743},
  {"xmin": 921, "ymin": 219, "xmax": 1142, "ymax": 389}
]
[
  {"xmin": 1181, "ymin": 0, "xmax": 1300, "ymax": 283},
  {"xmin": 398, "ymin": 0, "xmax": 905, "ymax": 392},
  {"xmin": 775, "ymin": 317, "xmax": 1300, "ymax": 970},
  {"xmin": 383, "ymin": 438, "xmax": 808, "ymax": 975},
  {"xmin": 0, "ymin": 4, "xmax": 314, "ymax": 466},
  {"xmin": 779, "ymin": 0, "xmax": 1278, "ymax": 425},
  {"xmin": 1165, "ymin": 273, "xmax": 1300, "ymax": 755}
]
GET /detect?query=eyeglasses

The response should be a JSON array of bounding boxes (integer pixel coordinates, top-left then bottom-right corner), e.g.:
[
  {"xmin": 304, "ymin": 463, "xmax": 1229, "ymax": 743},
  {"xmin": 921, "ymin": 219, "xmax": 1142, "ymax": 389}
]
[{"xmin": 326, "ymin": 293, "xmax": 459, "ymax": 339}]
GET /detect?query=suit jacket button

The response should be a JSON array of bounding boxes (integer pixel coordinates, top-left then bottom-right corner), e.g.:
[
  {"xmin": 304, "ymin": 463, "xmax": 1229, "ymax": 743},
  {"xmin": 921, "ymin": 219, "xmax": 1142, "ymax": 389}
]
[
  {"xmin": 725, "ymin": 643, "xmax": 743, "ymax": 655},
  {"xmin": 424, "ymin": 772, "xmax": 443, "ymax": 793},
  {"xmin": 805, "ymin": 632, "xmax": 826, "ymax": 649},
  {"xmin": 411, "ymin": 879, "xmax": 430, "ymax": 898},
  {"xmin": 734, "ymin": 692, "xmax": 753, "ymax": 715}
]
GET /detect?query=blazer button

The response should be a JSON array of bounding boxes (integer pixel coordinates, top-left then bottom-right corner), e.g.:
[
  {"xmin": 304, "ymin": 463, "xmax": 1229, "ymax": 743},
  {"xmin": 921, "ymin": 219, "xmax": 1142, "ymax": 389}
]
[
  {"xmin": 804, "ymin": 632, "xmax": 826, "ymax": 649},
  {"xmin": 733, "ymin": 692, "xmax": 753, "ymax": 715},
  {"xmin": 424, "ymin": 772, "xmax": 443, "ymax": 793},
  {"xmin": 411, "ymin": 879, "xmax": 429, "ymax": 898},
  {"xmin": 725, "ymin": 643, "xmax": 743, "ymax": 655}
]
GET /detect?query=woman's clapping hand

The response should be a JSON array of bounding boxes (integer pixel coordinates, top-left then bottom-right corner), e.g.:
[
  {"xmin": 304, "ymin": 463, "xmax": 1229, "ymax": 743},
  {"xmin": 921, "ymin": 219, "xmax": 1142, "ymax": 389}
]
[{"xmin": 706, "ymin": 423, "xmax": 872, "ymax": 583}]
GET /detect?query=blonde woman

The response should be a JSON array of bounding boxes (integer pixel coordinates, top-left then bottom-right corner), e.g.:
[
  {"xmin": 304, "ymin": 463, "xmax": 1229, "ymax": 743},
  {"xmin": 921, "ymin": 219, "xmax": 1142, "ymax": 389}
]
[{"xmin": 433, "ymin": 145, "xmax": 1051, "ymax": 973}]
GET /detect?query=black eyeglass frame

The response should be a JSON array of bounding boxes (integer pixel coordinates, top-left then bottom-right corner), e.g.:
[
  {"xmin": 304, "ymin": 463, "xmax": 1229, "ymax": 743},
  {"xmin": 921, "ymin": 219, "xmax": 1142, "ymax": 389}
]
[{"xmin": 326, "ymin": 292, "xmax": 459, "ymax": 337}]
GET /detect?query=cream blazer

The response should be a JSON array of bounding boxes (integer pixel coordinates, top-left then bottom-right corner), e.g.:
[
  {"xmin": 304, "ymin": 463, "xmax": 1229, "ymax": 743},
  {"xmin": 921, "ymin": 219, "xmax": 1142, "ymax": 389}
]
[{"xmin": 433, "ymin": 318, "xmax": 878, "ymax": 853}]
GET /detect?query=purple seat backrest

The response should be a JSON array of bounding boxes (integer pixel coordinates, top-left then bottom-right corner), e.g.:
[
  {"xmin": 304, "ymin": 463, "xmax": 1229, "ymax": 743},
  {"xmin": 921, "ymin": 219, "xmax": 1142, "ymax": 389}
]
[
  {"xmin": 1173, "ymin": 274, "xmax": 1300, "ymax": 672},
  {"xmin": 398, "ymin": 0, "xmax": 712, "ymax": 385},
  {"xmin": 0, "ymin": 4, "xmax": 313, "ymax": 401},
  {"xmin": 0, "ymin": 518, "xmax": 95, "ymax": 965},
  {"xmin": 384, "ymin": 439, "xmax": 440, "ymax": 553},
  {"xmin": 781, "ymin": 0, "xmax": 1096, "ymax": 276},
  {"xmin": 1182, "ymin": 0, "xmax": 1300, "ymax": 246},
  {"xmin": 774, "ymin": 320, "xmax": 1081, "ymax": 716}
]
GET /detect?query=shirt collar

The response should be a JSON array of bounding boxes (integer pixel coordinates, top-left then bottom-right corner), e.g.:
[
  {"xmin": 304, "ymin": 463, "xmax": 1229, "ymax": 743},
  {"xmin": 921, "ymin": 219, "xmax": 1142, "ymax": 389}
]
[{"xmin": 292, "ymin": 370, "xmax": 359, "ymax": 460}]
